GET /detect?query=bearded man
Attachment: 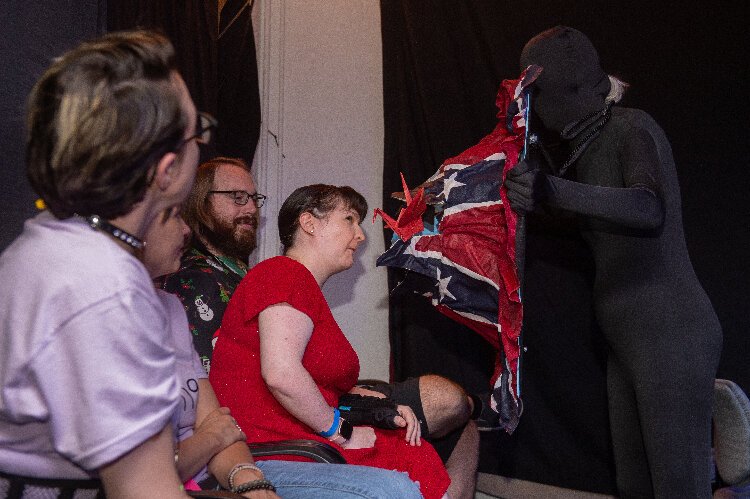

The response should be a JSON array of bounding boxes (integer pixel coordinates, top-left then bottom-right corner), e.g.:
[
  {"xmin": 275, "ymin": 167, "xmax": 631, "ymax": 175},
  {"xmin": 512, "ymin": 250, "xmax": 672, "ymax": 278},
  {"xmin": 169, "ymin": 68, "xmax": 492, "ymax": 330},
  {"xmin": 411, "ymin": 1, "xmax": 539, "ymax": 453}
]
[{"xmin": 163, "ymin": 157, "xmax": 264, "ymax": 372}]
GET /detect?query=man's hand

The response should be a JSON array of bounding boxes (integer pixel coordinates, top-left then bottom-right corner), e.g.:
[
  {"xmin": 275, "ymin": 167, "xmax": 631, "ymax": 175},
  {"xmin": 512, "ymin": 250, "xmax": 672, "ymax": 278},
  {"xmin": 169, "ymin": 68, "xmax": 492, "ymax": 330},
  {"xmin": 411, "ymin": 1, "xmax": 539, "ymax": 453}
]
[
  {"xmin": 504, "ymin": 159, "xmax": 547, "ymax": 213},
  {"xmin": 393, "ymin": 405, "xmax": 421, "ymax": 446}
]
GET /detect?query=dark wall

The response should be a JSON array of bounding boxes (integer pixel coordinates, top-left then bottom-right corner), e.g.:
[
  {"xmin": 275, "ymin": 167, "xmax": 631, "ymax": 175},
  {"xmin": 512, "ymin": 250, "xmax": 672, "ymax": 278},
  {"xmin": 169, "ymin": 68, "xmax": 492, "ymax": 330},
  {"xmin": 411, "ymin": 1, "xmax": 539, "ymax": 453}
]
[
  {"xmin": 381, "ymin": 0, "xmax": 749, "ymax": 493},
  {"xmin": 0, "ymin": 1, "xmax": 105, "ymax": 250}
]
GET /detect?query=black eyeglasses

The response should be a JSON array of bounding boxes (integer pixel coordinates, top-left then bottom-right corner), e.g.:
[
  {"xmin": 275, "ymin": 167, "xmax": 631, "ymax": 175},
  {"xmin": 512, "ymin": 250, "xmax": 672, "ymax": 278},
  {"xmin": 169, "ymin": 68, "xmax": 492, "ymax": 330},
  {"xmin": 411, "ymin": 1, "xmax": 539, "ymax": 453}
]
[
  {"xmin": 175, "ymin": 112, "xmax": 218, "ymax": 150},
  {"xmin": 208, "ymin": 190, "xmax": 267, "ymax": 208}
]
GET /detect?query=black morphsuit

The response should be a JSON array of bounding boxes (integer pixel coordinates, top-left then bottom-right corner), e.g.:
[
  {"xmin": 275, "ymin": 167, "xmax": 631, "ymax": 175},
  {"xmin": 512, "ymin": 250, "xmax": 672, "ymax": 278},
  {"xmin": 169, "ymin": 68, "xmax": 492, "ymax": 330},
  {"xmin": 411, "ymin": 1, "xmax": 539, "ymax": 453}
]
[{"xmin": 506, "ymin": 27, "xmax": 722, "ymax": 498}]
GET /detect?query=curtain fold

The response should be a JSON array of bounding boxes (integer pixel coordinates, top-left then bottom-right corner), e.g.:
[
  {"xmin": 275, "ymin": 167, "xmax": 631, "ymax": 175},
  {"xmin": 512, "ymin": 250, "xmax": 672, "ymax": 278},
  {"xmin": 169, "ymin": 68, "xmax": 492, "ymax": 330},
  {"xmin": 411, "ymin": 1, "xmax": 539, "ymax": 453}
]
[
  {"xmin": 107, "ymin": 0, "xmax": 261, "ymax": 166},
  {"xmin": 217, "ymin": 0, "xmax": 261, "ymax": 164},
  {"xmin": 107, "ymin": 1, "xmax": 219, "ymax": 116}
]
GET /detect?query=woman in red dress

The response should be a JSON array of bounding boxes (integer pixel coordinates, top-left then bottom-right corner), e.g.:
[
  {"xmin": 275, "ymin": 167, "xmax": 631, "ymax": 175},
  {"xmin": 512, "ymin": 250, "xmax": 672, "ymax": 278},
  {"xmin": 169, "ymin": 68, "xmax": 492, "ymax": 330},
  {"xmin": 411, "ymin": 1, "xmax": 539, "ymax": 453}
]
[{"xmin": 210, "ymin": 184, "xmax": 450, "ymax": 499}]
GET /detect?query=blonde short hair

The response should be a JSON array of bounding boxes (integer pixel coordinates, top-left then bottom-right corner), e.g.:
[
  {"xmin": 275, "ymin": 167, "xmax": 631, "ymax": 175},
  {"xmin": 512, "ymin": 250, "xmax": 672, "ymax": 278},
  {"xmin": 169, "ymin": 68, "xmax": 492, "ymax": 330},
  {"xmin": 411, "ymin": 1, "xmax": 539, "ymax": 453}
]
[{"xmin": 26, "ymin": 30, "xmax": 188, "ymax": 219}]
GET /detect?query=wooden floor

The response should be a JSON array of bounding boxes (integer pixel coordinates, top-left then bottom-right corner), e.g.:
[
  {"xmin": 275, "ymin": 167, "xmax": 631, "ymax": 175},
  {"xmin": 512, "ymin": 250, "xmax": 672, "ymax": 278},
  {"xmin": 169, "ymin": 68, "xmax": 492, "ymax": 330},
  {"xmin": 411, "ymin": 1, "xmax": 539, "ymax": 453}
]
[{"xmin": 475, "ymin": 473, "xmax": 617, "ymax": 499}]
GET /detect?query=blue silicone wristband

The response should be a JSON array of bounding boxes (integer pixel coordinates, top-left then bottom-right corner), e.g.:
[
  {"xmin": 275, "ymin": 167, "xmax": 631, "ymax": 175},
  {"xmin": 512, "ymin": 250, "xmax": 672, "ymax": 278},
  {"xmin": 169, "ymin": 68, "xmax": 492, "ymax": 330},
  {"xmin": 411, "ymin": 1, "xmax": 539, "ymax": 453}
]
[{"xmin": 318, "ymin": 408, "xmax": 340, "ymax": 438}]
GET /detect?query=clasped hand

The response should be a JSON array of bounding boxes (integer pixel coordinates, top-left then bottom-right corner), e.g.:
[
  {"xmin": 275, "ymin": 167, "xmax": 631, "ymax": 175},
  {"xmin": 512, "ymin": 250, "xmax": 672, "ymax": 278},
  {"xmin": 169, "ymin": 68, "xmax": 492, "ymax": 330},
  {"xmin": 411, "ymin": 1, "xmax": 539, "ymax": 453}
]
[
  {"xmin": 394, "ymin": 404, "xmax": 421, "ymax": 446},
  {"xmin": 194, "ymin": 406, "xmax": 246, "ymax": 450},
  {"xmin": 504, "ymin": 159, "xmax": 547, "ymax": 213}
]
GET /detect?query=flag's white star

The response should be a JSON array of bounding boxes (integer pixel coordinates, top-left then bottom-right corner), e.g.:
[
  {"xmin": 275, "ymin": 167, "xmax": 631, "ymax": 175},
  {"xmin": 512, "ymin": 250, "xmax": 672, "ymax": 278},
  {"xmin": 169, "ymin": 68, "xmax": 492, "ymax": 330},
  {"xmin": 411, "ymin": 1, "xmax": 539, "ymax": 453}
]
[
  {"xmin": 435, "ymin": 268, "xmax": 456, "ymax": 302},
  {"xmin": 403, "ymin": 240, "xmax": 417, "ymax": 256},
  {"xmin": 442, "ymin": 172, "xmax": 465, "ymax": 201}
]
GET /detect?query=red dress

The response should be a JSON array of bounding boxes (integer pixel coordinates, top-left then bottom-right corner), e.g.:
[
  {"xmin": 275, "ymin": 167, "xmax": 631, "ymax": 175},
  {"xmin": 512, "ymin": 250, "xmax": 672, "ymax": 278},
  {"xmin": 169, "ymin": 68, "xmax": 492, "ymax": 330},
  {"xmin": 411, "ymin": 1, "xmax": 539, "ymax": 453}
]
[{"xmin": 210, "ymin": 256, "xmax": 450, "ymax": 499}]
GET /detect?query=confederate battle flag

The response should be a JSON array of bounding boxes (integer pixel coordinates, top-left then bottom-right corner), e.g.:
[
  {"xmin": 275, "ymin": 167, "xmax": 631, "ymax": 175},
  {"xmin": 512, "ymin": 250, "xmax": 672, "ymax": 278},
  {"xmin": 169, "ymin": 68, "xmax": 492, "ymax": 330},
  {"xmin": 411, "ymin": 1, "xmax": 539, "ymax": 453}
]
[{"xmin": 375, "ymin": 67, "xmax": 541, "ymax": 433}]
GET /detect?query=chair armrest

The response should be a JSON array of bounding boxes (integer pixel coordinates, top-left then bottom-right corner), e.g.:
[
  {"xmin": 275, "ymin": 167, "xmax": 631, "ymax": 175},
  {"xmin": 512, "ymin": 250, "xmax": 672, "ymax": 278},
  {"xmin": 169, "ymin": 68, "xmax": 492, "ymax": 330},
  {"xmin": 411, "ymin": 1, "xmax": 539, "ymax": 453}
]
[
  {"xmin": 190, "ymin": 440, "xmax": 346, "ymax": 493},
  {"xmin": 248, "ymin": 439, "xmax": 346, "ymax": 464}
]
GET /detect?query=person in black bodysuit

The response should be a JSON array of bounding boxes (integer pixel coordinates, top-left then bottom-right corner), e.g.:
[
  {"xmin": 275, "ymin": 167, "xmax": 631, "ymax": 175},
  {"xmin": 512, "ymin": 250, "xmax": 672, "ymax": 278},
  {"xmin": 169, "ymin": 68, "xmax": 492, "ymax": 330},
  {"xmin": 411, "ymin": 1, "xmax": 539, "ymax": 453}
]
[{"xmin": 504, "ymin": 26, "xmax": 722, "ymax": 498}]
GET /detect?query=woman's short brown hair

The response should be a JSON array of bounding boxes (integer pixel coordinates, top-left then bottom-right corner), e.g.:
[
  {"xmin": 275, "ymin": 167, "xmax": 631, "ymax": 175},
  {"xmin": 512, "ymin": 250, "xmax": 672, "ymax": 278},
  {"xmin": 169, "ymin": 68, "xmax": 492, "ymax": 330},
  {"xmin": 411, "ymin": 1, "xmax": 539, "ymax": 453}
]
[
  {"xmin": 26, "ymin": 30, "xmax": 188, "ymax": 219},
  {"xmin": 278, "ymin": 184, "xmax": 368, "ymax": 253}
]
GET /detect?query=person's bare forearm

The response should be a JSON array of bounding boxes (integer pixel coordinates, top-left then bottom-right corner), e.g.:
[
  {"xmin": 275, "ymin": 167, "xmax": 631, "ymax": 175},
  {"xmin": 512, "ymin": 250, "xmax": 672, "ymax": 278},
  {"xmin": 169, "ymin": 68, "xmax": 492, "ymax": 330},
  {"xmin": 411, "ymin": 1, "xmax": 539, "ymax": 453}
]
[
  {"xmin": 175, "ymin": 429, "xmax": 225, "ymax": 482},
  {"xmin": 259, "ymin": 305, "xmax": 337, "ymax": 435},
  {"xmin": 184, "ymin": 379, "xmax": 249, "ymax": 483},
  {"xmin": 207, "ymin": 440, "xmax": 259, "ymax": 489},
  {"xmin": 264, "ymin": 362, "xmax": 335, "ymax": 434},
  {"xmin": 99, "ymin": 425, "xmax": 187, "ymax": 499}
]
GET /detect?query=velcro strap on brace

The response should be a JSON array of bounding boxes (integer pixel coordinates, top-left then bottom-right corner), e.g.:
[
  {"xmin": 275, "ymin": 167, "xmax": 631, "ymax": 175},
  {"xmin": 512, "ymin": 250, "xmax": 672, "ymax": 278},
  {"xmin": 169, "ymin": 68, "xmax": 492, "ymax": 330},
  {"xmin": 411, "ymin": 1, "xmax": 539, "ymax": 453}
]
[{"xmin": 337, "ymin": 393, "xmax": 401, "ymax": 430}]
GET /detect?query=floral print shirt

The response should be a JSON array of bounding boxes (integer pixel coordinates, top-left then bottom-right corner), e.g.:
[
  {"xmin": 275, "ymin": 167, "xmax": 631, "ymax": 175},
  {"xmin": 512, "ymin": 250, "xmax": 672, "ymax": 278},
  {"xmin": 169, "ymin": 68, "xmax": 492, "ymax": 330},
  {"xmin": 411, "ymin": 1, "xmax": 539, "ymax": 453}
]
[{"xmin": 161, "ymin": 241, "xmax": 247, "ymax": 373}]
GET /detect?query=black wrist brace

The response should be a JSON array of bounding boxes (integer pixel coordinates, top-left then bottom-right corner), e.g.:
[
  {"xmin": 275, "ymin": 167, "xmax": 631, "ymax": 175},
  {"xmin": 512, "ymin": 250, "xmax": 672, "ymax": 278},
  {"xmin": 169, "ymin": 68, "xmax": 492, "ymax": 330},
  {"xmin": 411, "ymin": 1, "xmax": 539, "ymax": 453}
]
[{"xmin": 338, "ymin": 393, "xmax": 401, "ymax": 430}]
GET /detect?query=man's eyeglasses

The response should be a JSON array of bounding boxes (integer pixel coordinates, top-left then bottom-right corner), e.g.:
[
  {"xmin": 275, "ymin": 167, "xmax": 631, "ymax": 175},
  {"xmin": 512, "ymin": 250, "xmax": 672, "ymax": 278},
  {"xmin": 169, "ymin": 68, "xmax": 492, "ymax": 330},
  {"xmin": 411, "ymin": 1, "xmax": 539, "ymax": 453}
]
[
  {"xmin": 175, "ymin": 112, "xmax": 218, "ymax": 150},
  {"xmin": 209, "ymin": 190, "xmax": 267, "ymax": 208}
]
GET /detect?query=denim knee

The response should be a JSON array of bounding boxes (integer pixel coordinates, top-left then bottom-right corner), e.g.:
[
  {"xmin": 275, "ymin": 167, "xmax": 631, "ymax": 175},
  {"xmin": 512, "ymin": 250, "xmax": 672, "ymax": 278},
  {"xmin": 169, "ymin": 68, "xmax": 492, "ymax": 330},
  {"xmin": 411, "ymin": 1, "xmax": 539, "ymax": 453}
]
[{"xmin": 257, "ymin": 460, "xmax": 422, "ymax": 499}]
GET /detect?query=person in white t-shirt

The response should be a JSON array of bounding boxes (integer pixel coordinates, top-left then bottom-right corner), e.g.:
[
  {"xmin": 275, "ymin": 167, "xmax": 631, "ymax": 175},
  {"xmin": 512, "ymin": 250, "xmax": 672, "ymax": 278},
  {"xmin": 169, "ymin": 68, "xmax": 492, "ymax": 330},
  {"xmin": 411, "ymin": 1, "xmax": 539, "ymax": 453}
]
[{"xmin": 0, "ymin": 30, "xmax": 203, "ymax": 498}]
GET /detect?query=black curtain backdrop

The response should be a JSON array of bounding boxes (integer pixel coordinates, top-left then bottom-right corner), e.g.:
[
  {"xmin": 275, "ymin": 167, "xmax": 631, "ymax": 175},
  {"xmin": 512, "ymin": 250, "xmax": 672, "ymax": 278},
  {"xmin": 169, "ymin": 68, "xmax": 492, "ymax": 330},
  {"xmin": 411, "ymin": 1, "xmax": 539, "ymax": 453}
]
[
  {"xmin": 107, "ymin": 0, "xmax": 260, "ymax": 166},
  {"xmin": 217, "ymin": 0, "xmax": 261, "ymax": 164},
  {"xmin": 107, "ymin": 0, "xmax": 219, "ymax": 117},
  {"xmin": 381, "ymin": 0, "xmax": 749, "ymax": 493},
  {"xmin": 107, "ymin": 0, "xmax": 219, "ymax": 163}
]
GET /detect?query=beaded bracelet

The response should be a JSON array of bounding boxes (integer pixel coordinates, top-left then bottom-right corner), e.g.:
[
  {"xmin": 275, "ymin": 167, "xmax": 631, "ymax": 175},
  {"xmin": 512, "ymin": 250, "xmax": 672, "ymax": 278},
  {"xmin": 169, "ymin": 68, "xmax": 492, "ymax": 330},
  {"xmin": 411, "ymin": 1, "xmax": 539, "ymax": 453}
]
[
  {"xmin": 227, "ymin": 463, "xmax": 264, "ymax": 490},
  {"xmin": 232, "ymin": 479, "xmax": 276, "ymax": 494}
]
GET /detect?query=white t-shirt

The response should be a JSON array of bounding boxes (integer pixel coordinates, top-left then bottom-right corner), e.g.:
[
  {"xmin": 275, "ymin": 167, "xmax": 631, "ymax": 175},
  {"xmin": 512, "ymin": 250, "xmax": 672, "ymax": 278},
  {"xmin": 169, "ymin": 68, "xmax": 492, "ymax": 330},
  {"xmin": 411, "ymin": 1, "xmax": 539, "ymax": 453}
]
[
  {"xmin": 159, "ymin": 291, "xmax": 208, "ymax": 444},
  {"xmin": 0, "ymin": 212, "xmax": 179, "ymax": 479},
  {"xmin": 158, "ymin": 290, "xmax": 210, "ymax": 484}
]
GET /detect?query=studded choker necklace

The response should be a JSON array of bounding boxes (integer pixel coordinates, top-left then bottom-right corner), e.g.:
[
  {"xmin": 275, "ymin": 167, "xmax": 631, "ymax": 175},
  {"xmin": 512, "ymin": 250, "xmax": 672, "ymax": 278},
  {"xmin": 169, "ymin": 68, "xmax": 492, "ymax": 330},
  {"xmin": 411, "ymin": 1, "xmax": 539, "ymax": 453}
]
[{"xmin": 86, "ymin": 215, "xmax": 146, "ymax": 250}]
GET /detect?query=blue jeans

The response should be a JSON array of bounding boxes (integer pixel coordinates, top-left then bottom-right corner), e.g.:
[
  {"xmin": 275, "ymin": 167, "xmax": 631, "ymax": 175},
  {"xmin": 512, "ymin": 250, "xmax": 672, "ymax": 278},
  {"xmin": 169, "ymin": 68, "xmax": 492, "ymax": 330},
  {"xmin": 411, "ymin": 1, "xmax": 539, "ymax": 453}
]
[{"xmin": 257, "ymin": 461, "xmax": 423, "ymax": 499}]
